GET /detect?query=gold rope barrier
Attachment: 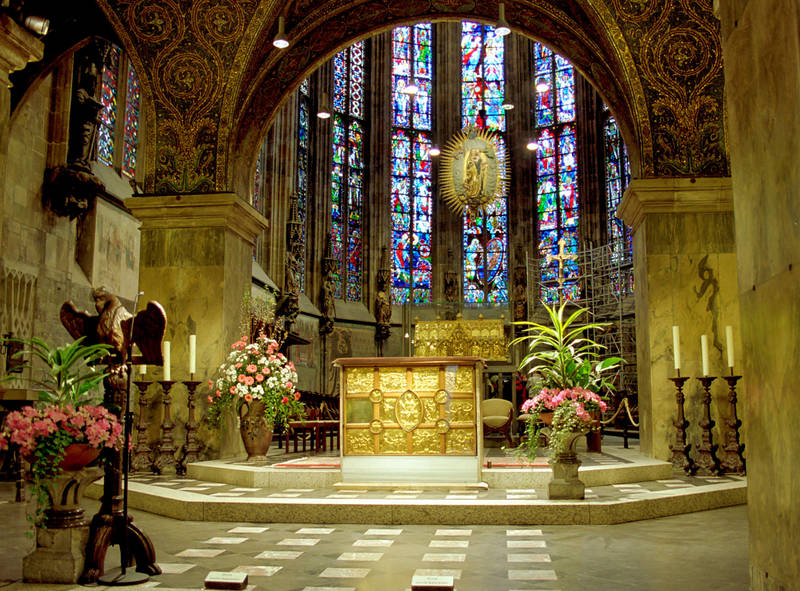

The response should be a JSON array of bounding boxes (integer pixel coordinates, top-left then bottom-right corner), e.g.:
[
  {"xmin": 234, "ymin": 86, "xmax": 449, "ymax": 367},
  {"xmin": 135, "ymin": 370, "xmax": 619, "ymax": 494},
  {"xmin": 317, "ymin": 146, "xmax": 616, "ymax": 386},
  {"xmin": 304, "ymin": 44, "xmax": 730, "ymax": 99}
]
[{"xmin": 598, "ymin": 398, "xmax": 639, "ymax": 428}]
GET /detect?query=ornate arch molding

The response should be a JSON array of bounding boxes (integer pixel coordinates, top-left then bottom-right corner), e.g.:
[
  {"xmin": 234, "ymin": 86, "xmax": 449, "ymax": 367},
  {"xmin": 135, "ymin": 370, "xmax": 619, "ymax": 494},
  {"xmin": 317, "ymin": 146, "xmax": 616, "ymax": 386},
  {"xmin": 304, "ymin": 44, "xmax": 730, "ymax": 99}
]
[{"xmin": 228, "ymin": 0, "xmax": 654, "ymax": 198}]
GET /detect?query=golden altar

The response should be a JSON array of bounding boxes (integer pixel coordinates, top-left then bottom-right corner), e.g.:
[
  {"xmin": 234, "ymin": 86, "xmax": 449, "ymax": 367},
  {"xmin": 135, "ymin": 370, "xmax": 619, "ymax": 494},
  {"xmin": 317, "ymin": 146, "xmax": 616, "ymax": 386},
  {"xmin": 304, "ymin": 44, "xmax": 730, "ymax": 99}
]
[
  {"xmin": 413, "ymin": 316, "xmax": 508, "ymax": 361},
  {"xmin": 333, "ymin": 356, "xmax": 485, "ymax": 484}
]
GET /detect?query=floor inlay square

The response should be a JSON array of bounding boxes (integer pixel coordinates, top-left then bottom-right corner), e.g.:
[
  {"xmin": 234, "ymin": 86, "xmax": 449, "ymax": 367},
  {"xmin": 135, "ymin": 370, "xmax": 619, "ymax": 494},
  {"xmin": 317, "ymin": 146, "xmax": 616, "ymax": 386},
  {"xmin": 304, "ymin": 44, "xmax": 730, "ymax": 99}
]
[
  {"xmin": 210, "ymin": 492, "xmax": 246, "ymax": 497},
  {"xmin": 230, "ymin": 487, "xmax": 262, "ymax": 492},
  {"xmin": 435, "ymin": 529, "xmax": 472, "ymax": 536},
  {"xmin": 254, "ymin": 550, "xmax": 303, "ymax": 560},
  {"xmin": 429, "ymin": 540, "xmax": 468, "ymax": 548},
  {"xmin": 353, "ymin": 539, "xmax": 393, "ymax": 547},
  {"xmin": 413, "ymin": 569, "xmax": 462, "ymax": 580},
  {"xmin": 279, "ymin": 538, "xmax": 320, "ymax": 546},
  {"xmin": 319, "ymin": 567, "xmax": 371, "ymax": 578},
  {"xmin": 270, "ymin": 493, "xmax": 302, "ymax": 498},
  {"xmin": 156, "ymin": 563, "xmax": 195, "ymax": 574},
  {"xmin": 204, "ymin": 537, "xmax": 248, "ymax": 544},
  {"xmin": 422, "ymin": 553, "xmax": 466, "ymax": 562},
  {"xmin": 507, "ymin": 540, "xmax": 547, "ymax": 548},
  {"xmin": 233, "ymin": 565, "xmax": 282, "ymax": 576},
  {"xmin": 337, "ymin": 552, "xmax": 383, "ymax": 561},
  {"xmin": 506, "ymin": 529, "xmax": 543, "ymax": 536},
  {"xmin": 179, "ymin": 487, "xmax": 211, "ymax": 491},
  {"xmin": 364, "ymin": 528, "xmax": 403, "ymax": 536},
  {"xmin": 507, "ymin": 553, "xmax": 551, "ymax": 562},
  {"xmin": 298, "ymin": 527, "xmax": 335, "ymax": 534},
  {"xmin": 175, "ymin": 548, "xmax": 225, "ymax": 558},
  {"xmin": 229, "ymin": 526, "xmax": 269, "ymax": 534},
  {"xmin": 508, "ymin": 569, "xmax": 558, "ymax": 580}
]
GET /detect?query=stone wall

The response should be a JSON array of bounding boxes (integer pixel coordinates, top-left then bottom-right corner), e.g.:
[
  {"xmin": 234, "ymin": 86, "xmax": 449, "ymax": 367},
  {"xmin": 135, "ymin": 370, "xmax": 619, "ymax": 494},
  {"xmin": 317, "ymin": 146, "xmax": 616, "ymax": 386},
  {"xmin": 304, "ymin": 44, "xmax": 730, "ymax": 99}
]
[{"xmin": 719, "ymin": 0, "xmax": 800, "ymax": 589}]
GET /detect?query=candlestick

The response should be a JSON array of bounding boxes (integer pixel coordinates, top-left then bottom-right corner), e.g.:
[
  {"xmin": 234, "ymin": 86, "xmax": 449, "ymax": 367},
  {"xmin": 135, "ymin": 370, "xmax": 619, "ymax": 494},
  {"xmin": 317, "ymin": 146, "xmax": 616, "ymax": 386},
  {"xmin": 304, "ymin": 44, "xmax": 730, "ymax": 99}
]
[
  {"xmin": 725, "ymin": 325, "xmax": 734, "ymax": 368},
  {"xmin": 131, "ymin": 380, "xmax": 153, "ymax": 473},
  {"xmin": 700, "ymin": 334, "xmax": 709, "ymax": 376},
  {"xmin": 672, "ymin": 326, "xmax": 681, "ymax": 371},
  {"xmin": 181, "ymin": 380, "xmax": 202, "ymax": 471},
  {"xmin": 154, "ymin": 380, "xmax": 177, "ymax": 475},
  {"xmin": 719, "ymin": 375, "xmax": 746, "ymax": 473},
  {"xmin": 668, "ymin": 373, "xmax": 695, "ymax": 474},
  {"xmin": 163, "ymin": 341, "xmax": 171, "ymax": 382},
  {"xmin": 139, "ymin": 363, "xmax": 147, "ymax": 376},
  {"xmin": 695, "ymin": 376, "xmax": 721, "ymax": 476},
  {"xmin": 188, "ymin": 334, "xmax": 196, "ymax": 375}
]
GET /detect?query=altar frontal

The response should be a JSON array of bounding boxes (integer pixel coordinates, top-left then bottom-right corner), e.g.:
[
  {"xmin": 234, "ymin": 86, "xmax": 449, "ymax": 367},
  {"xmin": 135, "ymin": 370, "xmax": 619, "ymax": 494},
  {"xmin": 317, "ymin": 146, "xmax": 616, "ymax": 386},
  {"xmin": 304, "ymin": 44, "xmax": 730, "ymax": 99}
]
[{"xmin": 334, "ymin": 357, "xmax": 485, "ymax": 485}]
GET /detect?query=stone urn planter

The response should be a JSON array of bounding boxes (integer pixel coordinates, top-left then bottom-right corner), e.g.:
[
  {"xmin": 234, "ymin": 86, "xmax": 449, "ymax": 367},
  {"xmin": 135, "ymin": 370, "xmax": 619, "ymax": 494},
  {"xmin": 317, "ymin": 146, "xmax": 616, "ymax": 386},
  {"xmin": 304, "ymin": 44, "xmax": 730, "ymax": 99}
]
[
  {"xmin": 547, "ymin": 431, "xmax": 585, "ymax": 500},
  {"xmin": 239, "ymin": 400, "xmax": 274, "ymax": 461}
]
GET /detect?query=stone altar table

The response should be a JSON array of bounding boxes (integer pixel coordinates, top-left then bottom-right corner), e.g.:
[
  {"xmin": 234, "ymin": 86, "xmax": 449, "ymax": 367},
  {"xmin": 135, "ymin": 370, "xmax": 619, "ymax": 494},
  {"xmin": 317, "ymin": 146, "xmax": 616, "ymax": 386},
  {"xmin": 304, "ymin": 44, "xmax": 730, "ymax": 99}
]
[{"xmin": 333, "ymin": 356, "xmax": 485, "ymax": 485}]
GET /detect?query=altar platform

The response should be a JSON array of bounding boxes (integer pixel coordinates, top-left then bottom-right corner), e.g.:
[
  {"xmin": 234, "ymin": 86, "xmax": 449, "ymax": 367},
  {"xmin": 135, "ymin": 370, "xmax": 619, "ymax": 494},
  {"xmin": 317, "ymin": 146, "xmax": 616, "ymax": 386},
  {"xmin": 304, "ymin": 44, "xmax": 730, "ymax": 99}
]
[{"xmin": 86, "ymin": 438, "xmax": 746, "ymax": 526}]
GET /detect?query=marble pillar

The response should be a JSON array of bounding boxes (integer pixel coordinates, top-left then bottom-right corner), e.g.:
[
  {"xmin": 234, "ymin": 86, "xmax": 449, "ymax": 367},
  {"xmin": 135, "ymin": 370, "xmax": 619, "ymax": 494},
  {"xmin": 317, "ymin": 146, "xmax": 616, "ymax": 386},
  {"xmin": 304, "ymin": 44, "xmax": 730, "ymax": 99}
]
[
  {"xmin": 618, "ymin": 178, "xmax": 741, "ymax": 460},
  {"xmin": 126, "ymin": 193, "xmax": 268, "ymax": 458}
]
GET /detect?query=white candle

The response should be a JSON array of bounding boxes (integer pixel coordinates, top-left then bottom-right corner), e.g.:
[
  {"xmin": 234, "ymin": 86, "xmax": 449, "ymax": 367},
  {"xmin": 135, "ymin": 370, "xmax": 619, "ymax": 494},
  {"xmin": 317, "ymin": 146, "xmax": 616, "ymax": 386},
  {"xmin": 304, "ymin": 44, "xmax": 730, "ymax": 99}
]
[
  {"xmin": 725, "ymin": 325, "xmax": 734, "ymax": 368},
  {"xmin": 672, "ymin": 326, "xmax": 681, "ymax": 371},
  {"xmin": 163, "ymin": 341, "xmax": 171, "ymax": 381},
  {"xmin": 189, "ymin": 334, "xmax": 197, "ymax": 375},
  {"xmin": 139, "ymin": 363, "xmax": 147, "ymax": 376},
  {"xmin": 700, "ymin": 334, "xmax": 709, "ymax": 376}
]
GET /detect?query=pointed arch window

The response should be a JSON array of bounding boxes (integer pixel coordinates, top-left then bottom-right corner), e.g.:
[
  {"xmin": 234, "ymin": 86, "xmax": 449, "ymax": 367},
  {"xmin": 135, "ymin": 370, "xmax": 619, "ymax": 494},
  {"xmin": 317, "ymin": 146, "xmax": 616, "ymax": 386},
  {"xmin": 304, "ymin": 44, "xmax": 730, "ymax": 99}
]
[
  {"xmin": 461, "ymin": 22, "xmax": 509, "ymax": 305},
  {"xmin": 331, "ymin": 41, "xmax": 367, "ymax": 301},
  {"xmin": 603, "ymin": 112, "xmax": 632, "ymax": 264},
  {"xmin": 97, "ymin": 43, "xmax": 140, "ymax": 180},
  {"xmin": 295, "ymin": 78, "xmax": 311, "ymax": 293},
  {"xmin": 390, "ymin": 24, "xmax": 433, "ymax": 304},
  {"xmin": 534, "ymin": 43, "xmax": 579, "ymax": 304}
]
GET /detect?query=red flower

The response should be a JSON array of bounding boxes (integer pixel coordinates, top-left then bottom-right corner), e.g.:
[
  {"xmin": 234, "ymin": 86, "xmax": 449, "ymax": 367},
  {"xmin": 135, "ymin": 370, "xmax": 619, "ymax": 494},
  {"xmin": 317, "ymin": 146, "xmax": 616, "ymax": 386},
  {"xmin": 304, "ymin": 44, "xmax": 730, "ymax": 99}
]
[
  {"xmin": 293, "ymin": 392, "xmax": 301, "ymax": 401},
  {"xmin": 244, "ymin": 394, "xmax": 253, "ymax": 402},
  {"xmin": 281, "ymin": 396, "xmax": 289, "ymax": 405},
  {"xmin": 207, "ymin": 395, "xmax": 213, "ymax": 403}
]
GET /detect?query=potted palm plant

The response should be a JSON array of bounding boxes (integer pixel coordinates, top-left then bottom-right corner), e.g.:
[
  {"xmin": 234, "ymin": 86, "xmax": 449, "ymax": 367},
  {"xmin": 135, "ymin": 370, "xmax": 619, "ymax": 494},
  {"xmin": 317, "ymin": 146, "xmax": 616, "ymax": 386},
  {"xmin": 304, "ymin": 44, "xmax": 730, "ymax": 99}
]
[
  {"xmin": 511, "ymin": 301, "xmax": 623, "ymax": 498},
  {"xmin": 0, "ymin": 337, "xmax": 123, "ymax": 525}
]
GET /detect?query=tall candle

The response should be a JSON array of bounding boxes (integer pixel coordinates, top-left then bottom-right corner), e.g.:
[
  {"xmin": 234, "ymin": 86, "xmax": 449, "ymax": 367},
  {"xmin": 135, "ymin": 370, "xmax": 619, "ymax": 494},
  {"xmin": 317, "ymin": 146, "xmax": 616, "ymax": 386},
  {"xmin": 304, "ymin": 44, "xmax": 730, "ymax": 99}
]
[
  {"xmin": 700, "ymin": 334, "xmax": 709, "ymax": 376},
  {"xmin": 189, "ymin": 334, "xmax": 197, "ymax": 375},
  {"xmin": 139, "ymin": 363, "xmax": 147, "ymax": 376},
  {"xmin": 672, "ymin": 326, "xmax": 681, "ymax": 371},
  {"xmin": 163, "ymin": 341, "xmax": 171, "ymax": 381},
  {"xmin": 725, "ymin": 325, "xmax": 734, "ymax": 368}
]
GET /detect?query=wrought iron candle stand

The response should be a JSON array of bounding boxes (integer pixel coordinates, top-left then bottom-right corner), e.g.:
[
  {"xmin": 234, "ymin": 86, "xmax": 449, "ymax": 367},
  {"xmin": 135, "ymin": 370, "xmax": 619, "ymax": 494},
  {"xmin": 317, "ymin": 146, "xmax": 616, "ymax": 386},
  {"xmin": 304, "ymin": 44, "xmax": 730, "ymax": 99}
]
[
  {"xmin": 719, "ymin": 373, "xmax": 746, "ymax": 473},
  {"xmin": 154, "ymin": 380, "xmax": 177, "ymax": 475},
  {"xmin": 131, "ymin": 380, "xmax": 153, "ymax": 473},
  {"xmin": 179, "ymin": 378, "xmax": 202, "ymax": 474},
  {"xmin": 695, "ymin": 376, "xmax": 722, "ymax": 475},
  {"xmin": 668, "ymin": 374, "xmax": 695, "ymax": 474}
]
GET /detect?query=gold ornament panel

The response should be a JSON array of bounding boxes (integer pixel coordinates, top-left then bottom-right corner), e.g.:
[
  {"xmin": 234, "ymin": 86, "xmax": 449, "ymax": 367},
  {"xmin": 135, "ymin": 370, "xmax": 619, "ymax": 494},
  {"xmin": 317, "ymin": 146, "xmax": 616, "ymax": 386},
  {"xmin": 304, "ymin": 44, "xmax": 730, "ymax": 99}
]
[
  {"xmin": 446, "ymin": 429, "xmax": 476, "ymax": 454},
  {"xmin": 415, "ymin": 318, "xmax": 508, "ymax": 362},
  {"xmin": 412, "ymin": 429, "xmax": 441, "ymax": 454},
  {"xmin": 381, "ymin": 430, "xmax": 407, "ymax": 454},
  {"xmin": 345, "ymin": 430, "xmax": 373, "ymax": 455},
  {"xmin": 347, "ymin": 367, "xmax": 375, "ymax": 393},
  {"xmin": 379, "ymin": 368, "xmax": 406, "ymax": 392}
]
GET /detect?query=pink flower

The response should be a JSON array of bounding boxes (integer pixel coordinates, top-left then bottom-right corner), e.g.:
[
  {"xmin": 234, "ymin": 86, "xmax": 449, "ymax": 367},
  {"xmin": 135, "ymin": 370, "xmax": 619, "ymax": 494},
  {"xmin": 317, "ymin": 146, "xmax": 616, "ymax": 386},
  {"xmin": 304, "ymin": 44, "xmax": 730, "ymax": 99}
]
[
  {"xmin": 207, "ymin": 395, "xmax": 213, "ymax": 403},
  {"xmin": 293, "ymin": 392, "xmax": 301, "ymax": 401},
  {"xmin": 235, "ymin": 362, "xmax": 243, "ymax": 369},
  {"xmin": 244, "ymin": 394, "xmax": 253, "ymax": 402},
  {"xmin": 285, "ymin": 381, "xmax": 293, "ymax": 389},
  {"xmin": 255, "ymin": 374, "xmax": 264, "ymax": 382},
  {"xmin": 208, "ymin": 380, "xmax": 214, "ymax": 389},
  {"xmin": 216, "ymin": 390, "xmax": 222, "ymax": 398},
  {"xmin": 246, "ymin": 364, "xmax": 257, "ymax": 373},
  {"xmin": 229, "ymin": 386, "xmax": 237, "ymax": 394},
  {"xmin": 238, "ymin": 374, "xmax": 246, "ymax": 383},
  {"xmin": 281, "ymin": 396, "xmax": 289, "ymax": 405},
  {"xmin": 244, "ymin": 376, "xmax": 254, "ymax": 386},
  {"xmin": 263, "ymin": 368, "xmax": 271, "ymax": 375},
  {"xmin": 288, "ymin": 361, "xmax": 295, "ymax": 370}
]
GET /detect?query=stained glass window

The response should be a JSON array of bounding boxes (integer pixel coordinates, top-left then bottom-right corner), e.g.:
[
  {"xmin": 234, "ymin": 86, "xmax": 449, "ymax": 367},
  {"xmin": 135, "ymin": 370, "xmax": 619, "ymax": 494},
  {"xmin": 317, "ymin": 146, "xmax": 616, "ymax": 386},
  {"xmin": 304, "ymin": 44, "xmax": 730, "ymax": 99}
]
[
  {"xmin": 331, "ymin": 42, "xmax": 366, "ymax": 301},
  {"xmin": 296, "ymin": 79, "xmax": 311, "ymax": 292},
  {"xmin": 391, "ymin": 24, "xmax": 433, "ymax": 304},
  {"xmin": 121, "ymin": 62, "xmax": 140, "ymax": 178},
  {"xmin": 97, "ymin": 44, "xmax": 140, "ymax": 180},
  {"xmin": 98, "ymin": 44, "xmax": 120, "ymax": 167},
  {"xmin": 461, "ymin": 22, "xmax": 508, "ymax": 305},
  {"xmin": 534, "ymin": 43, "xmax": 580, "ymax": 304},
  {"xmin": 604, "ymin": 114, "xmax": 632, "ymax": 263}
]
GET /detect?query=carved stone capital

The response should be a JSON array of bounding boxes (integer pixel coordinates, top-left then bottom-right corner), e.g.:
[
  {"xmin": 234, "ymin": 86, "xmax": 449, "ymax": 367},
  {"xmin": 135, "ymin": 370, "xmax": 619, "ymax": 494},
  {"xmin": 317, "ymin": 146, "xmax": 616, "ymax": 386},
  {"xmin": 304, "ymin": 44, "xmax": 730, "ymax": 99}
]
[
  {"xmin": 618, "ymin": 177, "xmax": 733, "ymax": 232},
  {"xmin": 0, "ymin": 14, "xmax": 44, "ymax": 88}
]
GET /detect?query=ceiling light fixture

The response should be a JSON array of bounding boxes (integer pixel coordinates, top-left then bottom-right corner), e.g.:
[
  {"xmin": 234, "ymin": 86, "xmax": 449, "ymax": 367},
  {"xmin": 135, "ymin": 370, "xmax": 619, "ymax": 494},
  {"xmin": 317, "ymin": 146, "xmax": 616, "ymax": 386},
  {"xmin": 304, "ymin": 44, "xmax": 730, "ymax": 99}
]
[
  {"xmin": 24, "ymin": 15, "xmax": 49, "ymax": 36},
  {"xmin": 401, "ymin": 79, "xmax": 419, "ymax": 95},
  {"xmin": 317, "ymin": 92, "xmax": 331, "ymax": 119},
  {"xmin": 496, "ymin": 3, "xmax": 511, "ymax": 37},
  {"xmin": 429, "ymin": 146, "xmax": 441, "ymax": 157},
  {"xmin": 535, "ymin": 79, "xmax": 549, "ymax": 93},
  {"xmin": 502, "ymin": 103, "xmax": 514, "ymax": 111},
  {"xmin": 272, "ymin": 16, "xmax": 289, "ymax": 49},
  {"xmin": 526, "ymin": 140, "xmax": 540, "ymax": 151}
]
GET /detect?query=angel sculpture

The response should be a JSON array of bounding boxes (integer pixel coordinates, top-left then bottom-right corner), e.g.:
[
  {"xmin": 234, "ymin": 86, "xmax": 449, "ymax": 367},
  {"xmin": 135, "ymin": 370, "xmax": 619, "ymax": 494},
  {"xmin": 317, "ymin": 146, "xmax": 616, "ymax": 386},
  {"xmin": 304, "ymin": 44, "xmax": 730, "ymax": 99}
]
[{"xmin": 60, "ymin": 286, "xmax": 167, "ymax": 365}]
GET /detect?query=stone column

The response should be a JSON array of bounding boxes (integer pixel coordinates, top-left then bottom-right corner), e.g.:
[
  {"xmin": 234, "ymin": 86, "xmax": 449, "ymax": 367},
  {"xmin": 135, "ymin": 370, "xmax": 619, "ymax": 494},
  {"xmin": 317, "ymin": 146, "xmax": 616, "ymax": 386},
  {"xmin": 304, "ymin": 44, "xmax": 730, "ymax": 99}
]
[
  {"xmin": 0, "ymin": 14, "xmax": 44, "ymax": 242},
  {"xmin": 127, "ymin": 193, "xmax": 268, "ymax": 458},
  {"xmin": 618, "ymin": 178, "xmax": 741, "ymax": 460}
]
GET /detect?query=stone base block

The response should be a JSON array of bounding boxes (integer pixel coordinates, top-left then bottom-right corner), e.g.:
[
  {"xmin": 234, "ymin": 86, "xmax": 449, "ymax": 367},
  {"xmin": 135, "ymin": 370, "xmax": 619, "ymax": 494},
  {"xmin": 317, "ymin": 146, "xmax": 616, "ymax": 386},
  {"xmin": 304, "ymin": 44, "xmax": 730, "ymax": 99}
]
[
  {"xmin": 23, "ymin": 525, "xmax": 90, "ymax": 584},
  {"xmin": 547, "ymin": 454, "xmax": 585, "ymax": 500}
]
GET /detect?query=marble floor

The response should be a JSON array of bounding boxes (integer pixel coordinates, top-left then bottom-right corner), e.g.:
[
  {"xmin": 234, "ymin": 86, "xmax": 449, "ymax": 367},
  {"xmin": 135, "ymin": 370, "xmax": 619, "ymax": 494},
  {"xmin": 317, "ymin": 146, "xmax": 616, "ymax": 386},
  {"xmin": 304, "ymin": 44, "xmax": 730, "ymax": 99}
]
[{"xmin": 0, "ymin": 486, "xmax": 749, "ymax": 591}]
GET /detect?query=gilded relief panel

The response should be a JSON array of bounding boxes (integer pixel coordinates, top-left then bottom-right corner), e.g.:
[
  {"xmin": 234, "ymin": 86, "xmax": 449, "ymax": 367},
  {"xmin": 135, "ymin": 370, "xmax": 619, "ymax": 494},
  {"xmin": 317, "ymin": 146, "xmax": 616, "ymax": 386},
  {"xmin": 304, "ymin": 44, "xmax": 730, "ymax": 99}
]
[
  {"xmin": 446, "ymin": 429, "xmax": 476, "ymax": 454},
  {"xmin": 379, "ymin": 368, "xmax": 406, "ymax": 392},
  {"xmin": 346, "ymin": 431, "xmax": 373, "ymax": 455},
  {"xmin": 413, "ymin": 368, "xmax": 439, "ymax": 390},
  {"xmin": 380, "ymin": 398, "xmax": 396, "ymax": 423},
  {"xmin": 412, "ymin": 429, "xmax": 440, "ymax": 454},
  {"xmin": 381, "ymin": 430, "xmax": 406, "ymax": 454},
  {"xmin": 450, "ymin": 400, "xmax": 475, "ymax": 423},
  {"xmin": 423, "ymin": 399, "xmax": 438, "ymax": 422},
  {"xmin": 346, "ymin": 367, "xmax": 374, "ymax": 393}
]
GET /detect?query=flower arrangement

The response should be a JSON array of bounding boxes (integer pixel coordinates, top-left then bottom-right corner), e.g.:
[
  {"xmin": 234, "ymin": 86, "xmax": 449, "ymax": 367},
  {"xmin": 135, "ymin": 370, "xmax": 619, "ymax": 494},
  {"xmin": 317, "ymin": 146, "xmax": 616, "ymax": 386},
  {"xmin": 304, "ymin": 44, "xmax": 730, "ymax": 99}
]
[
  {"xmin": 206, "ymin": 334, "xmax": 304, "ymax": 430},
  {"xmin": 0, "ymin": 337, "xmax": 122, "ymax": 525},
  {"xmin": 511, "ymin": 301, "xmax": 622, "ymax": 459}
]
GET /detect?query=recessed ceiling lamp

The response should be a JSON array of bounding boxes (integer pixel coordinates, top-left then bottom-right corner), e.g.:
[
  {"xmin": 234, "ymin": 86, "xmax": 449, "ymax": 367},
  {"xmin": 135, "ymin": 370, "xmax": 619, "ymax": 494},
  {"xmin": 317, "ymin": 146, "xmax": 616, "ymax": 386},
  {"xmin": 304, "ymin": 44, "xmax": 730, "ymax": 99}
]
[
  {"xmin": 496, "ymin": 3, "xmax": 511, "ymax": 37},
  {"xmin": 429, "ymin": 146, "xmax": 441, "ymax": 157},
  {"xmin": 272, "ymin": 16, "xmax": 289, "ymax": 49},
  {"xmin": 526, "ymin": 140, "xmax": 540, "ymax": 151},
  {"xmin": 317, "ymin": 92, "xmax": 331, "ymax": 119},
  {"xmin": 502, "ymin": 103, "xmax": 514, "ymax": 110}
]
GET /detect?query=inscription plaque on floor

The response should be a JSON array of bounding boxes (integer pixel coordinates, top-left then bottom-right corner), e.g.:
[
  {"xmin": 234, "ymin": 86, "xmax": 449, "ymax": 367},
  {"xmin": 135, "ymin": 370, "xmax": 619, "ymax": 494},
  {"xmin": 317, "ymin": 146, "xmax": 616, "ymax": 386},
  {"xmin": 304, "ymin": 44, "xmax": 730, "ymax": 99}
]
[
  {"xmin": 334, "ymin": 356, "xmax": 485, "ymax": 484},
  {"xmin": 412, "ymin": 574, "xmax": 455, "ymax": 590},
  {"xmin": 204, "ymin": 571, "xmax": 248, "ymax": 590}
]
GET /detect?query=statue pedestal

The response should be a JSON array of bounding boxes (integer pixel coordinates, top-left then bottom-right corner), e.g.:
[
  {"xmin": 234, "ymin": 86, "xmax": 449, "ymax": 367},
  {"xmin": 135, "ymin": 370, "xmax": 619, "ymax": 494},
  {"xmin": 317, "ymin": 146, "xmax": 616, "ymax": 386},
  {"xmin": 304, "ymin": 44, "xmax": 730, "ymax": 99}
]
[{"xmin": 23, "ymin": 523, "xmax": 91, "ymax": 584}]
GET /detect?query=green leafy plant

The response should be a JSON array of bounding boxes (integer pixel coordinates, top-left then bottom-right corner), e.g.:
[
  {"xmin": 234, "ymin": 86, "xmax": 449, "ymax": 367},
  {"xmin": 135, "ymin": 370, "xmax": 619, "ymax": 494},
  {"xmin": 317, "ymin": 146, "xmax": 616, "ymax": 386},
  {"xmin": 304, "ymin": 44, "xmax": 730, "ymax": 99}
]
[
  {"xmin": 510, "ymin": 301, "xmax": 623, "ymax": 459},
  {"xmin": 0, "ymin": 337, "xmax": 121, "ymax": 528}
]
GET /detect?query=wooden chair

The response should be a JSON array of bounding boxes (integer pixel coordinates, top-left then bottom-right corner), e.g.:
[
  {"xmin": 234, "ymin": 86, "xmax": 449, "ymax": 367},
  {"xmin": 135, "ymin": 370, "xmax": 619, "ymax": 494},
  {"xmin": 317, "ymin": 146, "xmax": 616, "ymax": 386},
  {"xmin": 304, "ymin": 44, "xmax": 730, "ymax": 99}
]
[{"xmin": 481, "ymin": 398, "xmax": 514, "ymax": 447}]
